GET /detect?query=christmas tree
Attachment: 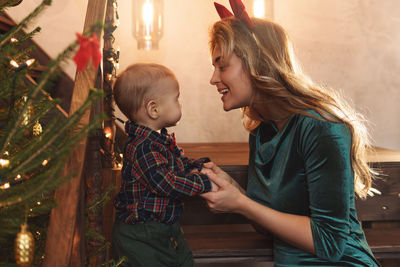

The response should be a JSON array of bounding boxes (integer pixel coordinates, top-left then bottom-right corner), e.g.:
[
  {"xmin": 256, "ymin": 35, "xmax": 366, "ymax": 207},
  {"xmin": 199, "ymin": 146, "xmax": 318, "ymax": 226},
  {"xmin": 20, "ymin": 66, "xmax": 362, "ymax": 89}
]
[{"xmin": 0, "ymin": 1, "xmax": 104, "ymax": 265}]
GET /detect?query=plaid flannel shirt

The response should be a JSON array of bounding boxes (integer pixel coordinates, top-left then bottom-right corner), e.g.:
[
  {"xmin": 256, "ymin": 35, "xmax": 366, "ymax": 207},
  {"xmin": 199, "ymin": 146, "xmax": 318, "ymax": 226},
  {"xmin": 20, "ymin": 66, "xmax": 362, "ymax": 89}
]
[{"xmin": 114, "ymin": 122, "xmax": 212, "ymax": 224}]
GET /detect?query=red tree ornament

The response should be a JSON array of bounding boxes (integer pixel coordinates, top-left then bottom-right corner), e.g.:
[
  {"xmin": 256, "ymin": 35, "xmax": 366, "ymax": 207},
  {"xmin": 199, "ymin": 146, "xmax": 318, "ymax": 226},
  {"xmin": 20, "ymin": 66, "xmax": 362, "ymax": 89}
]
[{"xmin": 73, "ymin": 33, "xmax": 102, "ymax": 72}]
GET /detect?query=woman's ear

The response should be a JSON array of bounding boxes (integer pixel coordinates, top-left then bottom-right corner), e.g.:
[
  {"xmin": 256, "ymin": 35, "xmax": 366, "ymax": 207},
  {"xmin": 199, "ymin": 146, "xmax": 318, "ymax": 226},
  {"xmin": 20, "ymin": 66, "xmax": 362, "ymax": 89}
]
[{"xmin": 145, "ymin": 100, "xmax": 159, "ymax": 120}]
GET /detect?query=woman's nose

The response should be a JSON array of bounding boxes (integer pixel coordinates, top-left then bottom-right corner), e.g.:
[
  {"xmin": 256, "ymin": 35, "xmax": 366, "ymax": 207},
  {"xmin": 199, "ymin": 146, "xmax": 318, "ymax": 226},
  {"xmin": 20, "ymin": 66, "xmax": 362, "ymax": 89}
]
[{"xmin": 210, "ymin": 69, "xmax": 219, "ymax": 85}]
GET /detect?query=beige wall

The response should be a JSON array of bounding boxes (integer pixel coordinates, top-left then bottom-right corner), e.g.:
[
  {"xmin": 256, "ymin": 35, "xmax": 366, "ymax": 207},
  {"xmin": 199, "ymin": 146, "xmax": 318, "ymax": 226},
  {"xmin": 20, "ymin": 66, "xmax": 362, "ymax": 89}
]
[
  {"xmin": 275, "ymin": 0, "xmax": 400, "ymax": 150},
  {"xmin": 7, "ymin": 0, "xmax": 400, "ymax": 149}
]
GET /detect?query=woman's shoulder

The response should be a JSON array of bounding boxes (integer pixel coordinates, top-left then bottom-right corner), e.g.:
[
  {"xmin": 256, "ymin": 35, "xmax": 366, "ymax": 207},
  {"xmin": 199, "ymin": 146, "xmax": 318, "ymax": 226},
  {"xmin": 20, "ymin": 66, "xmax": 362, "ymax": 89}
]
[{"xmin": 295, "ymin": 109, "xmax": 351, "ymax": 141}]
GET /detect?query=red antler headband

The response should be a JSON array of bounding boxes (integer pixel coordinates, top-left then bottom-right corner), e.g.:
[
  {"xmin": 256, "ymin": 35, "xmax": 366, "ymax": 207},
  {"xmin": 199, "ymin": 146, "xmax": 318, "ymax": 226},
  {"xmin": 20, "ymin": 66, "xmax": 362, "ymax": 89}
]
[{"xmin": 214, "ymin": 0, "xmax": 254, "ymax": 30}]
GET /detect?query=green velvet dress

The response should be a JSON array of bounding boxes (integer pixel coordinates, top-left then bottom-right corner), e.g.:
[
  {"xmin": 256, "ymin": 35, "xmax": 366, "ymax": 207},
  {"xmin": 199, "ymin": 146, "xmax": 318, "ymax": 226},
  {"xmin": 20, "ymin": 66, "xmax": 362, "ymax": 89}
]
[{"xmin": 246, "ymin": 110, "xmax": 379, "ymax": 266}]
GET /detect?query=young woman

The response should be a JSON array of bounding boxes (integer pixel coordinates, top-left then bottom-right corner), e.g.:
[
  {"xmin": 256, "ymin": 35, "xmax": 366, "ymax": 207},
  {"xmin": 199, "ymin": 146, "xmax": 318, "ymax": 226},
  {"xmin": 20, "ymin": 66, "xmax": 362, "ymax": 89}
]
[{"xmin": 200, "ymin": 1, "xmax": 379, "ymax": 265}]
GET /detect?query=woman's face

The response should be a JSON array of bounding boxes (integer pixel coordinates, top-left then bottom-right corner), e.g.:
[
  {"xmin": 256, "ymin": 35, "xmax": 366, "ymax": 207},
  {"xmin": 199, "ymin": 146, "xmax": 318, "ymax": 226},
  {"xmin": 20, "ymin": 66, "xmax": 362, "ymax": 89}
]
[{"xmin": 210, "ymin": 47, "xmax": 253, "ymax": 111}]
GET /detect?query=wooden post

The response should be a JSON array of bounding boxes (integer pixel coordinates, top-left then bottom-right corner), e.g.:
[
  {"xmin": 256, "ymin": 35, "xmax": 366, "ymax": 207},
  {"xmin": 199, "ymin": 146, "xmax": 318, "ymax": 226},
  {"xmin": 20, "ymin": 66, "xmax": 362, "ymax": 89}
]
[
  {"xmin": 85, "ymin": 70, "xmax": 105, "ymax": 266},
  {"xmin": 43, "ymin": 1, "xmax": 107, "ymax": 266}
]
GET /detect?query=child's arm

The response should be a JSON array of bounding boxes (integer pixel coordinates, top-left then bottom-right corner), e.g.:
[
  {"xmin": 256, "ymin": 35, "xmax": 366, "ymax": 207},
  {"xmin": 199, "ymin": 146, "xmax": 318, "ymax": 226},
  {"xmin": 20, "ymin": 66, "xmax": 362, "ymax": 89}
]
[{"xmin": 134, "ymin": 142, "xmax": 212, "ymax": 199}]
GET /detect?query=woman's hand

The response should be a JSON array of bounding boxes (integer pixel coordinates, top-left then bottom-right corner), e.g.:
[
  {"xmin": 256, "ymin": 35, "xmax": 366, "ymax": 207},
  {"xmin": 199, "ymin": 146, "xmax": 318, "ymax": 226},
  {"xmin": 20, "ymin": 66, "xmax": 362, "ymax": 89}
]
[
  {"xmin": 202, "ymin": 162, "xmax": 246, "ymax": 193},
  {"xmin": 200, "ymin": 165, "xmax": 247, "ymax": 213}
]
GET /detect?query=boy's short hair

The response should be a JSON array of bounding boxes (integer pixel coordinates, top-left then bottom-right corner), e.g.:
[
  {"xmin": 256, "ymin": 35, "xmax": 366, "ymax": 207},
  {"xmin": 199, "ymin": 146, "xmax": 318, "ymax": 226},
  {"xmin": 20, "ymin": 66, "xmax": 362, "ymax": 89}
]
[{"xmin": 114, "ymin": 63, "xmax": 177, "ymax": 121}]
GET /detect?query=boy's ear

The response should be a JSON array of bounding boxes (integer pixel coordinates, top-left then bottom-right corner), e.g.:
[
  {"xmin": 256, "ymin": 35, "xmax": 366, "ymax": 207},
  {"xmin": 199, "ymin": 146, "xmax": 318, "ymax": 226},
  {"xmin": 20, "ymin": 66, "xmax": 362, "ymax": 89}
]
[{"xmin": 145, "ymin": 100, "xmax": 159, "ymax": 120}]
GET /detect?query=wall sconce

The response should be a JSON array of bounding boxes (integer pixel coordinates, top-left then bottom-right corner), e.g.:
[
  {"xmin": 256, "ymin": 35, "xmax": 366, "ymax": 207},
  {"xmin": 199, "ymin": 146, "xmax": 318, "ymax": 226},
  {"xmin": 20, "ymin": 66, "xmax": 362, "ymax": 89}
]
[
  {"xmin": 253, "ymin": 0, "xmax": 265, "ymax": 18},
  {"xmin": 132, "ymin": 0, "xmax": 164, "ymax": 50},
  {"xmin": 252, "ymin": 0, "xmax": 273, "ymax": 20}
]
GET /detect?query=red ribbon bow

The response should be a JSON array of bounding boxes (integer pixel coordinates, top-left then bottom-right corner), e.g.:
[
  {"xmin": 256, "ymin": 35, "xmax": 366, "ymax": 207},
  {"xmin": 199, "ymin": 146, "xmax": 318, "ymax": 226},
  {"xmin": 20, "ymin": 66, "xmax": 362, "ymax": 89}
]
[
  {"xmin": 73, "ymin": 33, "xmax": 102, "ymax": 72},
  {"xmin": 214, "ymin": 0, "xmax": 254, "ymax": 29}
]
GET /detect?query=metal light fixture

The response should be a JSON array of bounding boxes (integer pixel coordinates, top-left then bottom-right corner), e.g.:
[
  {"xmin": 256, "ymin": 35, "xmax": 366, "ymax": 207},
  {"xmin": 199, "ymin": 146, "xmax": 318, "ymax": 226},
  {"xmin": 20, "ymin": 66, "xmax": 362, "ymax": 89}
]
[{"xmin": 132, "ymin": 0, "xmax": 163, "ymax": 50}]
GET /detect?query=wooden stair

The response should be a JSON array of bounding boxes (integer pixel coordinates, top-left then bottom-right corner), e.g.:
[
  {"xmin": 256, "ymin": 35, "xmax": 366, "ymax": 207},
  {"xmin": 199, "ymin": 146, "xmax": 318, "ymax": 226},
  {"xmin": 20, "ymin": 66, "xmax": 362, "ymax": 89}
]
[{"xmin": 0, "ymin": 12, "xmax": 74, "ymax": 114}]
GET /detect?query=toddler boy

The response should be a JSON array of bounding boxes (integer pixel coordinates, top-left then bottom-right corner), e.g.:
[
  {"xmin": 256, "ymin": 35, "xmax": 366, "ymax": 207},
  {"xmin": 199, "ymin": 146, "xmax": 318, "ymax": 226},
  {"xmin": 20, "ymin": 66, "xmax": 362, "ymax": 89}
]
[{"xmin": 112, "ymin": 63, "xmax": 213, "ymax": 267}]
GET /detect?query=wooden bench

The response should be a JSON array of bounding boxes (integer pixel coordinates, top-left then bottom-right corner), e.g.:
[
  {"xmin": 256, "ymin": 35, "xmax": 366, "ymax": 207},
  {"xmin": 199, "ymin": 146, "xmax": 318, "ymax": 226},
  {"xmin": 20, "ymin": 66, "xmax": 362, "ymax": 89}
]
[
  {"xmin": 102, "ymin": 144, "xmax": 400, "ymax": 265},
  {"xmin": 178, "ymin": 144, "xmax": 400, "ymax": 265}
]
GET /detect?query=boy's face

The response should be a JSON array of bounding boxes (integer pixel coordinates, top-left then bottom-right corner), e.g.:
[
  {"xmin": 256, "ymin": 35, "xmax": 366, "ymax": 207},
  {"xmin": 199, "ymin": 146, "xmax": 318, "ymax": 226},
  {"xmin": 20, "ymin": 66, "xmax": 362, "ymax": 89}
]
[{"xmin": 157, "ymin": 77, "xmax": 182, "ymax": 128}]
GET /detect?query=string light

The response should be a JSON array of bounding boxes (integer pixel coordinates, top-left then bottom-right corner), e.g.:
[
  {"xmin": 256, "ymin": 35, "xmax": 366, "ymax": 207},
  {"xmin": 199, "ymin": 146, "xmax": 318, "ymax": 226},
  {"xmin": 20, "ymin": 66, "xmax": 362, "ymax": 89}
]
[
  {"xmin": 10, "ymin": 37, "xmax": 18, "ymax": 43},
  {"xmin": 0, "ymin": 174, "xmax": 26, "ymax": 190},
  {"xmin": 100, "ymin": 0, "xmax": 121, "ymax": 168},
  {"xmin": 104, "ymin": 127, "xmax": 112, "ymax": 139},
  {"xmin": 25, "ymin": 59, "xmax": 35, "ymax": 67},
  {"xmin": 9, "ymin": 58, "xmax": 35, "ymax": 69},
  {"xmin": 41, "ymin": 159, "xmax": 48, "ymax": 166},
  {"xmin": 0, "ymin": 159, "xmax": 10, "ymax": 167},
  {"xmin": 4, "ymin": 151, "xmax": 9, "ymax": 156},
  {"xmin": 10, "ymin": 60, "xmax": 19, "ymax": 68},
  {"xmin": 0, "ymin": 182, "xmax": 10, "ymax": 189}
]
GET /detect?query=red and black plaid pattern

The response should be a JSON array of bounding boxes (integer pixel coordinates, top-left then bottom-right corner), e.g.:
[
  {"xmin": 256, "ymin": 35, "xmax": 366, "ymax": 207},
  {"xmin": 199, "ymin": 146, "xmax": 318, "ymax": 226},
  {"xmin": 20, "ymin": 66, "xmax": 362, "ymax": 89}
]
[{"xmin": 114, "ymin": 122, "xmax": 212, "ymax": 224}]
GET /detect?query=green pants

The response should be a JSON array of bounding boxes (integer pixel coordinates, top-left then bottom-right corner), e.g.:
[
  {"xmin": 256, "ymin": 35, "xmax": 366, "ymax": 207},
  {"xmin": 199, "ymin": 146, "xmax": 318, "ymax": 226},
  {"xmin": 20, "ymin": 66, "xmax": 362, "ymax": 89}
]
[{"xmin": 112, "ymin": 219, "xmax": 193, "ymax": 267}]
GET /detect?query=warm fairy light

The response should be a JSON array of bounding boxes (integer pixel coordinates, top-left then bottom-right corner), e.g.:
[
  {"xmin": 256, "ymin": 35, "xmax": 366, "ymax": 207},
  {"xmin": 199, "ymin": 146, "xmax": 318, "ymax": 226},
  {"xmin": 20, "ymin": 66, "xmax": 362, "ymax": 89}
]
[
  {"xmin": 37, "ymin": 201, "xmax": 41, "ymax": 205},
  {"xmin": 1, "ymin": 182, "xmax": 10, "ymax": 189},
  {"xmin": 9, "ymin": 59, "xmax": 34, "ymax": 69},
  {"xmin": 10, "ymin": 37, "xmax": 18, "ymax": 43},
  {"xmin": 15, "ymin": 174, "xmax": 21, "ymax": 180},
  {"xmin": 4, "ymin": 151, "xmax": 9, "ymax": 156},
  {"xmin": 108, "ymin": 57, "xmax": 114, "ymax": 62},
  {"xmin": 116, "ymin": 62, "xmax": 120, "ymax": 69},
  {"xmin": 113, "ymin": 1, "xmax": 117, "ymax": 9},
  {"xmin": 119, "ymin": 153, "xmax": 123, "ymax": 158},
  {"xmin": 107, "ymin": 74, "xmax": 113, "ymax": 81},
  {"xmin": 42, "ymin": 159, "xmax": 48, "ymax": 166},
  {"xmin": 117, "ymin": 163, "xmax": 122, "ymax": 168},
  {"xmin": 253, "ymin": 0, "xmax": 265, "ymax": 18},
  {"xmin": 10, "ymin": 60, "xmax": 19, "ymax": 68},
  {"xmin": 104, "ymin": 127, "xmax": 112, "ymax": 139},
  {"xmin": 0, "ymin": 158, "xmax": 10, "ymax": 167},
  {"xmin": 26, "ymin": 59, "xmax": 35, "ymax": 67}
]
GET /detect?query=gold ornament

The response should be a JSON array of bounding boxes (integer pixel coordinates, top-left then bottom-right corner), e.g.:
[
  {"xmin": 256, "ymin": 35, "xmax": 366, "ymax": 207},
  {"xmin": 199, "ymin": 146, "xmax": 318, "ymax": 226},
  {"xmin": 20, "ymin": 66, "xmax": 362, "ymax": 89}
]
[
  {"xmin": 20, "ymin": 97, "xmax": 32, "ymax": 127},
  {"xmin": 32, "ymin": 121, "xmax": 42, "ymax": 136},
  {"xmin": 14, "ymin": 223, "xmax": 35, "ymax": 267}
]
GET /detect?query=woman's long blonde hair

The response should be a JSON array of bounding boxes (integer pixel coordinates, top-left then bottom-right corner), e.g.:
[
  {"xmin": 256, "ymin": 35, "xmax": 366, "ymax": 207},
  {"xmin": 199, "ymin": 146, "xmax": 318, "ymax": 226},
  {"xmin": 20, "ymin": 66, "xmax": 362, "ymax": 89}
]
[{"xmin": 209, "ymin": 17, "xmax": 374, "ymax": 198}]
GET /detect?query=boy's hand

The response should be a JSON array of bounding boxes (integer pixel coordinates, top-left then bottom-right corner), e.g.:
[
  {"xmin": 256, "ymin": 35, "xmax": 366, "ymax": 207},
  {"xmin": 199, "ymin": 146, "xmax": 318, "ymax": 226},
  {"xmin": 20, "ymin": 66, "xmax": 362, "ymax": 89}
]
[
  {"xmin": 190, "ymin": 167, "xmax": 219, "ymax": 191},
  {"xmin": 197, "ymin": 167, "xmax": 219, "ymax": 191},
  {"xmin": 189, "ymin": 168, "xmax": 199, "ymax": 174}
]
